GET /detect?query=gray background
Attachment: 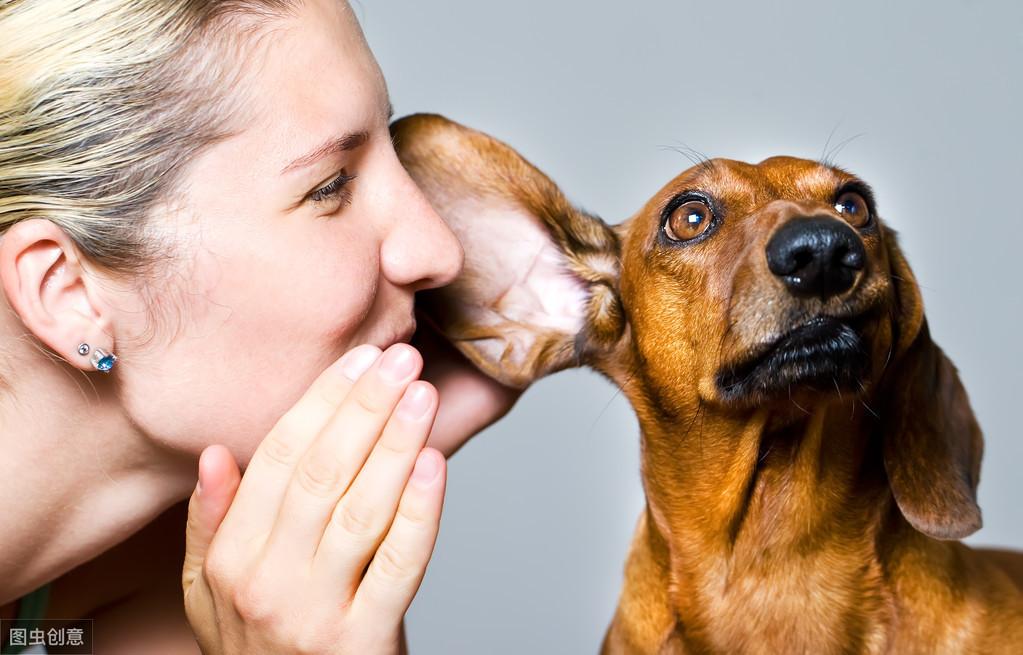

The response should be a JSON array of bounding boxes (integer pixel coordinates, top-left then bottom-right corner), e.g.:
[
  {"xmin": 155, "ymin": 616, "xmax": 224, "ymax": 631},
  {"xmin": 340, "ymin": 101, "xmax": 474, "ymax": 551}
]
[{"xmin": 359, "ymin": 1, "xmax": 1023, "ymax": 652}]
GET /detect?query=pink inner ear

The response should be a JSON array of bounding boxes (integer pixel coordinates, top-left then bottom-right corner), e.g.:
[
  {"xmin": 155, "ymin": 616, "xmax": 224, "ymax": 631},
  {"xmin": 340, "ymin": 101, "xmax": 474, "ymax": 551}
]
[{"xmin": 434, "ymin": 195, "xmax": 589, "ymax": 371}]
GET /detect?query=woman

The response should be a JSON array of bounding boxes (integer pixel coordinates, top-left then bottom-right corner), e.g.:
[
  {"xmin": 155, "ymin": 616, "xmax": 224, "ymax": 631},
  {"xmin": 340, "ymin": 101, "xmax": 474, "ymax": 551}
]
[{"xmin": 0, "ymin": 0, "xmax": 519, "ymax": 652}]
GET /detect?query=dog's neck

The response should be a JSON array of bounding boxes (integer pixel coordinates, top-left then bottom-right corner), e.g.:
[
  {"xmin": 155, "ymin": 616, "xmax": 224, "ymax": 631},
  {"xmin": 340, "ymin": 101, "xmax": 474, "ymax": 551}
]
[{"xmin": 630, "ymin": 392, "xmax": 897, "ymax": 652}]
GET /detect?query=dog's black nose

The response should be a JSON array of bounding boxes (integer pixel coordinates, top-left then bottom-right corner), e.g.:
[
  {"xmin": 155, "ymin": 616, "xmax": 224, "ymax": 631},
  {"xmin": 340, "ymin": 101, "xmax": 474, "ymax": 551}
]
[{"xmin": 765, "ymin": 216, "xmax": 865, "ymax": 298}]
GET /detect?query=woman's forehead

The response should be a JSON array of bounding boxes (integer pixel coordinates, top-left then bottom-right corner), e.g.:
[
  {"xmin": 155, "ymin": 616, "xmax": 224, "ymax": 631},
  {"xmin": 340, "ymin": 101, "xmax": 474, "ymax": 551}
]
[{"xmin": 224, "ymin": 0, "xmax": 387, "ymax": 169}]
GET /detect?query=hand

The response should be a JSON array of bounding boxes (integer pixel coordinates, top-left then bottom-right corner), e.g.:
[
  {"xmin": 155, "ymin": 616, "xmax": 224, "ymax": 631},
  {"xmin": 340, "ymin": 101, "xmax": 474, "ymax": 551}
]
[
  {"xmin": 411, "ymin": 307, "xmax": 524, "ymax": 456},
  {"xmin": 181, "ymin": 343, "xmax": 446, "ymax": 655}
]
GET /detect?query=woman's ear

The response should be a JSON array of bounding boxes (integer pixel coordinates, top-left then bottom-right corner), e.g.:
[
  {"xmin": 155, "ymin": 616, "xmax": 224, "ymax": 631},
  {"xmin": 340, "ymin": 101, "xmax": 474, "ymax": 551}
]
[
  {"xmin": 391, "ymin": 114, "xmax": 623, "ymax": 389},
  {"xmin": 879, "ymin": 229, "xmax": 983, "ymax": 540},
  {"xmin": 0, "ymin": 219, "xmax": 114, "ymax": 371}
]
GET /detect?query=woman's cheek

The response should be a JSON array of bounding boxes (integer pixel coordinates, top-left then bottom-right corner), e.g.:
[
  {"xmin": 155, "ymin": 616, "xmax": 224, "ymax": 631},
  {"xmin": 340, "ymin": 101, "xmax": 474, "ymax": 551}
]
[{"xmin": 309, "ymin": 235, "xmax": 383, "ymax": 346}]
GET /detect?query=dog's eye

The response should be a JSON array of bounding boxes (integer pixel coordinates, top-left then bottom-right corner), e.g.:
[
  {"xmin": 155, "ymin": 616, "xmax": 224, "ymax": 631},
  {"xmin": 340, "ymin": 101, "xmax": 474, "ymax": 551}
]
[
  {"xmin": 664, "ymin": 200, "xmax": 713, "ymax": 241},
  {"xmin": 835, "ymin": 191, "xmax": 871, "ymax": 228}
]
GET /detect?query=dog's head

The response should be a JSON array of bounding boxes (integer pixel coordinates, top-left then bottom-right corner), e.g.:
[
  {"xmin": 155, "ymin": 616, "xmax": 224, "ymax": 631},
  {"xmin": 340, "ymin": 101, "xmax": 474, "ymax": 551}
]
[
  {"xmin": 618, "ymin": 155, "xmax": 892, "ymax": 411},
  {"xmin": 392, "ymin": 113, "xmax": 982, "ymax": 540}
]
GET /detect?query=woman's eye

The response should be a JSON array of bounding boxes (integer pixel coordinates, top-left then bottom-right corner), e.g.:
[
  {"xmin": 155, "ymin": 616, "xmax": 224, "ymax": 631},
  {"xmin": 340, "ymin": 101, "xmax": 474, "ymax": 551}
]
[
  {"xmin": 664, "ymin": 199, "xmax": 714, "ymax": 241},
  {"xmin": 308, "ymin": 169, "xmax": 357, "ymax": 206},
  {"xmin": 834, "ymin": 190, "xmax": 870, "ymax": 228}
]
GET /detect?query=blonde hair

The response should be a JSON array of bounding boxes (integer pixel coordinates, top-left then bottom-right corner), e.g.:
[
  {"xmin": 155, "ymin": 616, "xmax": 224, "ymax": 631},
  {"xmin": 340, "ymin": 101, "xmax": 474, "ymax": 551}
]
[{"xmin": 0, "ymin": 0, "xmax": 296, "ymax": 276}]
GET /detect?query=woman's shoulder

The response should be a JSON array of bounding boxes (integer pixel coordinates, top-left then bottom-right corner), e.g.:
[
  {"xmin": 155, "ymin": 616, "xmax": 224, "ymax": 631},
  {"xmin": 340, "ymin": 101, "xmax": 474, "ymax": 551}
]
[{"xmin": 3, "ymin": 500, "xmax": 196, "ymax": 652}]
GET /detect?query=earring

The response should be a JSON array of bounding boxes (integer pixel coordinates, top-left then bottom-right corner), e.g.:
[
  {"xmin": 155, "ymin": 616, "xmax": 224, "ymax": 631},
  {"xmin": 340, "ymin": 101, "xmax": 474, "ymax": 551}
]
[{"xmin": 86, "ymin": 346, "xmax": 118, "ymax": 372}]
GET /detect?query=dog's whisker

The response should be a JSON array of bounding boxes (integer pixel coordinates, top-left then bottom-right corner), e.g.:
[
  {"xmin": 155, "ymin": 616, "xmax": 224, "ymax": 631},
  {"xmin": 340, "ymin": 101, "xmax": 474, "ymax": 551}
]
[
  {"xmin": 757, "ymin": 437, "xmax": 776, "ymax": 465},
  {"xmin": 658, "ymin": 142, "xmax": 717, "ymax": 177},
  {"xmin": 852, "ymin": 379, "xmax": 881, "ymax": 419},
  {"xmin": 819, "ymin": 119, "xmax": 845, "ymax": 167},
  {"xmin": 695, "ymin": 399, "xmax": 707, "ymax": 460},
  {"xmin": 584, "ymin": 359, "xmax": 641, "ymax": 440},
  {"xmin": 672, "ymin": 397, "xmax": 706, "ymax": 459},
  {"xmin": 890, "ymin": 273, "xmax": 938, "ymax": 294},
  {"xmin": 823, "ymin": 132, "xmax": 865, "ymax": 167},
  {"xmin": 859, "ymin": 398, "xmax": 880, "ymax": 419},
  {"xmin": 788, "ymin": 383, "xmax": 811, "ymax": 415},
  {"xmin": 879, "ymin": 304, "xmax": 896, "ymax": 377}
]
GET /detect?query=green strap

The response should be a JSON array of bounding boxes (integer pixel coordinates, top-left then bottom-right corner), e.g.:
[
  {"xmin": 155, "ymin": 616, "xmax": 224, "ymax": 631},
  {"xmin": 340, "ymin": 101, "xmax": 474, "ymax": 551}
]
[
  {"xmin": 2, "ymin": 583, "xmax": 51, "ymax": 654},
  {"xmin": 16, "ymin": 583, "xmax": 49, "ymax": 621}
]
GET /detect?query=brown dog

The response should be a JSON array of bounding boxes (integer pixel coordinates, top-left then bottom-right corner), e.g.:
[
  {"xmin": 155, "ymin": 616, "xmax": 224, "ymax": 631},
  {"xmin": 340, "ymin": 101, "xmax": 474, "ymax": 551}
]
[{"xmin": 391, "ymin": 114, "xmax": 1023, "ymax": 654}]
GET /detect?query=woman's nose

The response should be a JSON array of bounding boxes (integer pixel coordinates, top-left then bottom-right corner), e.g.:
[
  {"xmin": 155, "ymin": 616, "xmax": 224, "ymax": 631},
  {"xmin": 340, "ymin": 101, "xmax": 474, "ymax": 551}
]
[{"xmin": 379, "ymin": 167, "xmax": 464, "ymax": 291}]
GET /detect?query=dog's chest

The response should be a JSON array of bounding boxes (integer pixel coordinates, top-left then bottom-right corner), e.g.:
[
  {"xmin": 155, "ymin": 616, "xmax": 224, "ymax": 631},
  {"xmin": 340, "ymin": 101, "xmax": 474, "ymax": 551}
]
[{"xmin": 672, "ymin": 545, "xmax": 894, "ymax": 654}]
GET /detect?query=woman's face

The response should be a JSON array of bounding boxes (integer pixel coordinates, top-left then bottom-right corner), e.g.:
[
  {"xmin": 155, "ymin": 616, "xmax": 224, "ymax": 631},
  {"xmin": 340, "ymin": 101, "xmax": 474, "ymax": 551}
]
[{"xmin": 114, "ymin": 0, "xmax": 463, "ymax": 465}]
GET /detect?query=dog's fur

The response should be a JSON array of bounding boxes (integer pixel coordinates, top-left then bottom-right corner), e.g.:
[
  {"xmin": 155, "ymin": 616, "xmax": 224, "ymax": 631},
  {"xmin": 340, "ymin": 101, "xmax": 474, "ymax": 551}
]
[{"xmin": 391, "ymin": 114, "xmax": 1023, "ymax": 654}]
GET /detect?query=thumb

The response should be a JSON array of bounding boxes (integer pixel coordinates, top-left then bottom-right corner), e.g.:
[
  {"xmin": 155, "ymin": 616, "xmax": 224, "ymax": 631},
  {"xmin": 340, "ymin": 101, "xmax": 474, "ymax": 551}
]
[{"xmin": 182, "ymin": 444, "xmax": 241, "ymax": 595}]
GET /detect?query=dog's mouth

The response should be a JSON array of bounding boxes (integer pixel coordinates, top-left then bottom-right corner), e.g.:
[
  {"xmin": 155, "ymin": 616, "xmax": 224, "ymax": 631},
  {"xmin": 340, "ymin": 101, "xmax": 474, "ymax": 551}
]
[{"xmin": 715, "ymin": 315, "xmax": 870, "ymax": 404}]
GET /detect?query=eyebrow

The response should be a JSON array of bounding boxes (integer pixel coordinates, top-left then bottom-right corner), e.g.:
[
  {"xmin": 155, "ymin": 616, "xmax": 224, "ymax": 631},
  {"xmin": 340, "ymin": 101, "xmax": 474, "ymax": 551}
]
[
  {"xmin": 280, "ymin": 100, "xmax": 395, "ymax": 175},
  {"xmin": 281, "ymin": 131, "xmax": 368, "ymax": 174}
]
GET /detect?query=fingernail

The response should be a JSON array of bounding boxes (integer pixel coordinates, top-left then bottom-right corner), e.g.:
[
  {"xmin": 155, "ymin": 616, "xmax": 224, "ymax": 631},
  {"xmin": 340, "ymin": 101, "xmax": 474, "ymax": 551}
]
[
  {"xmin": 396, "ymin": 383, "xmax": 433, "ymax": 420},
  {"xmin": 411, "ymin": 449, "xmax": 441, "ymax": 485},
  {"xmin": 379, "ymin": 345, "xmax": 416, "ymax": 383},
  {"xmin": 340, "ymin": 345, "xmax": 381, "ymax": 381},
  {"xmin": 195, "ymin": 479, "xmax": 202, "ymax": 496}
]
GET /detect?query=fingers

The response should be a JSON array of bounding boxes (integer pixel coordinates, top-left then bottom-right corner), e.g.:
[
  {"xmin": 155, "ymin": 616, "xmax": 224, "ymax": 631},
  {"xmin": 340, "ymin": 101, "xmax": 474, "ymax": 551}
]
[
  {"xmin": 217, "ymin": 345, "xmax": 381, "ymax": 541},
  {"xmin": 183, "ymin": 445, "xmax": 241, "ymax": 596},
  {"xmin": 351, "ymin": 448, "xmax": 447, "ymax": 629},
  {"xmin": 313, "ymin": 380, "xmax": 438, "ymax": 591},
  {"xmin": 261, "ymin": 344, "xmax": 423, "ymax": 563},
  {"xmin": 181, "ymin": 343, "xmax": 444, "ymax": 655}
]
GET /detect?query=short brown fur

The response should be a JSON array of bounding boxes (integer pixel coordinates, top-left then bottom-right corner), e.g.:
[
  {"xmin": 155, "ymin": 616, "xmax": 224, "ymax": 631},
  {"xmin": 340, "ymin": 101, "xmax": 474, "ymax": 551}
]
[{"xmin": 391, "ymin": 114, "xmax": 1023, "ymax": 654}]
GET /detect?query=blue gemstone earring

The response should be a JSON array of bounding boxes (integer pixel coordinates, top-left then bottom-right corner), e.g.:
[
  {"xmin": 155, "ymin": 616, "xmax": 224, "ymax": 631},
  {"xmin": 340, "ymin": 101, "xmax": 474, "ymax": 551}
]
[{"xmin": 79, "ymin": 343, "xmax": 117, "ymax": 372}]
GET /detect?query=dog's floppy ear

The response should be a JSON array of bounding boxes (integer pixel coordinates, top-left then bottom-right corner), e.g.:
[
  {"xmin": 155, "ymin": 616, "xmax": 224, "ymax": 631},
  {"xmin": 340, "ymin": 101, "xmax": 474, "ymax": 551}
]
[
  {"xmin": 879, "ymin": 229, "xmax": 983, "ymax": 540},
  {"xmin": 390, "ymin": 114, "xmax": 623, "ymax": 389}
]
